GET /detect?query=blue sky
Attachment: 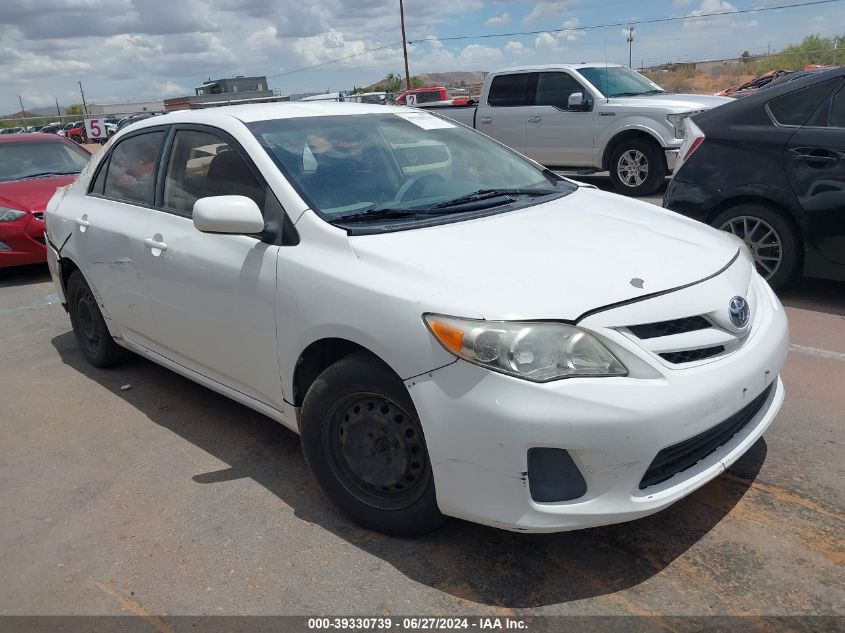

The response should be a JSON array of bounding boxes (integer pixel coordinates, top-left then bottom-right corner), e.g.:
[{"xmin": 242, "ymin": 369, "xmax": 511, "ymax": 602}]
[{"xmin": 1, "ymin": 0, "xmax": 843, "ymax": 111}]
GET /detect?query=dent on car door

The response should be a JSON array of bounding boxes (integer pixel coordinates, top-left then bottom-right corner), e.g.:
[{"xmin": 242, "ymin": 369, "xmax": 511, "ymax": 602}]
[
  {"xmin": 74, "ymin": 129, "xmax": 165, "ymax": 340},
  {"xmin": 141, "ymin": 126, "xmax": 285, "ymax": 409},
  {"xmin": 781, "ymin": 81, "xmax": 845, "ymax": 266}
]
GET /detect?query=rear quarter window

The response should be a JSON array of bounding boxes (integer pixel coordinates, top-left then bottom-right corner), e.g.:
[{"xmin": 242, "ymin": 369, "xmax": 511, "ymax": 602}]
[{"xmin": 488, "ymin": 73, "xmax": 532, "ymax": 107}]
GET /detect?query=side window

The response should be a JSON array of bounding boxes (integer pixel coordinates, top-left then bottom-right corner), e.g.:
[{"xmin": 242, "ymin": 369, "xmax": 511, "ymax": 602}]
[
  {"xmin": 488, "ymin": 73, "xmax": 531, "ymax": 107},
  {"xmin": 103, "ymin": 131, "xmax": 165, "ymax": 205},
  {"xmin": 767, "ymin": 80, "xmax": 839, "ymax": 126},
  {"xmin": 90, "ymin": 155, "xmax": 109, "ymax": 194},
  {"xmin": 162, "ymin": 129, "xmax": 265, "ymax": 215},
  {"xmin": 534, "ymin": 72, "xmax": 585, "ymax": 109}
]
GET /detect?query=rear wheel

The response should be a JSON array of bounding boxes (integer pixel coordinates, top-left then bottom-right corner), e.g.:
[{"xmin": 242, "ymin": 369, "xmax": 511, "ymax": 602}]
[
  {"xmin": 67, "ymin": 271, "xmax": 129, "ymax": 368},
  {"xmin": 300, "ymin": 353, "xmax": 444, "ymax": 535},
  {"xmin": 609, "ymin": 138, "xmax": 667, "ymax": 197},
  {"xmin": 712, "ymin": 204, "xmax": 801, "ymax": 289}
]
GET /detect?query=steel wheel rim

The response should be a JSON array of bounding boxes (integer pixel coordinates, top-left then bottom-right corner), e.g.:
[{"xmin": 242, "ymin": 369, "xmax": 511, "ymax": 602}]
[
  {"xmin": 719, "ymin": 216, "xmax": 783, "ymax": 280},
  {"xmin": 617, "ymin": 149, "xmax": 649, "ymax": 187},
  {"xmin": 325, "ymin": 393, "xmax": 430, "ymax": 510},
  {"xmin": 76, "ymin": 288, "xmax": 101, "ymax": 351}
]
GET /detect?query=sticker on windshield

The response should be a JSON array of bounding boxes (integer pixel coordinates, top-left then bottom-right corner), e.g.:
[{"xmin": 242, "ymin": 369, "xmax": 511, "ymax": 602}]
[{"xmin": 394, "ymin": 111, "xmax": 456, "ymax": 130}]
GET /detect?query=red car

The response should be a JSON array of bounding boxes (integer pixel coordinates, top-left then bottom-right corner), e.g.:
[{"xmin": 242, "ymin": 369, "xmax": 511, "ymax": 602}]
[{"xmin": 0, "ymin": 133, "xmax": 90, "ymax": 268}]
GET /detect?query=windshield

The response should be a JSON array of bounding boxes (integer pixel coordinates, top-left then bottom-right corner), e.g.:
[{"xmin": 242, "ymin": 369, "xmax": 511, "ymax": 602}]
[
  {"xmin": 248, "ymin": 112, "xmax": 572, "ymax": 223},
  {"xmin": 577, "ymin": 66, "xmax": 666, "ymax": 98},
  {"xmin": 0, "ymin": 141, "xmax": 90, "ymax": 182}
]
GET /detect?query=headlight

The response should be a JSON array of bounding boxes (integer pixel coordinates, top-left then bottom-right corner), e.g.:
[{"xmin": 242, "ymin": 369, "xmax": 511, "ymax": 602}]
[
  {"xmin": 667, "ymin": 111, "xmax": 704, "ymax": 139},
  {"xmin": 424, "ymin": 314, "xmax": 627, "ymax": 382},
  {"xmin": 0, "ymin": 207, "xmax": 27, "ymax": 222}
]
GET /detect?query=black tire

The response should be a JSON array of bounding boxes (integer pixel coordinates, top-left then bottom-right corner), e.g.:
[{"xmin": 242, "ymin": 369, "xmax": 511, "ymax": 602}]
[
  {"xmin": 712, "ymin": 204, "xmax": 801, "ymax": 289},
  {"xmin": 608, "ymin": 138, "xmax": 667, "ymax": 197},
  {"xmin": 300, "ymin": 352, "xmax": 445, "ymax": 536},
  {"xmin": 66, "ymin": 270, "xmax": 129, "ymax": 368}
]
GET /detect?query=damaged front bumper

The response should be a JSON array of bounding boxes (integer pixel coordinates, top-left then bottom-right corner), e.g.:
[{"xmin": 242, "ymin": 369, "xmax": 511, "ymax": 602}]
[{"xmin": 405, "ymin": 273, "xmax": 788, "ymax": 533}]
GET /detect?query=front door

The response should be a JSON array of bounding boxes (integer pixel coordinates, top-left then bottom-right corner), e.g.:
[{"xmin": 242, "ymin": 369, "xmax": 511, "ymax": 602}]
[
  {"xmin": 784, "ymin": 81, "xmax": 845, "ymax": 266},
  {"xmin": 523, "ymin": 71, "xmax": 596, "ymax": 167},
  {"xmin": 141, "ymin": 126, "xmax": 284, "ymax": 410}
]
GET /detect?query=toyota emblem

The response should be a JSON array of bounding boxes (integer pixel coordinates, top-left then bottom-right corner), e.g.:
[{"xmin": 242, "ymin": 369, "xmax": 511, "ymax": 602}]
[{"xmin": 728, "ymin": 296, "xmax": 750, "ymax": 329}]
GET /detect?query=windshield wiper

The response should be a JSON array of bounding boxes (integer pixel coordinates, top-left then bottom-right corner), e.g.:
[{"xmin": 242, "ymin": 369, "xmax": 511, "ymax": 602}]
[
  {"xmin": 641, "ymin": 89, "xmax": 668, "ymax": 95},
  {"xmin": 23, "ymin": 171, "xmax": 81, "ymax": 179},
  {"xmin": 430, "ymin": 188, "xmax": 557, "ymax": 210},
  {"xmin": 607, "ymin": 91, "xmax": 644, "ymax": 98},
  {"xmin": 330, "ymin": 208, "xmax": 427, "ymax": 223}
]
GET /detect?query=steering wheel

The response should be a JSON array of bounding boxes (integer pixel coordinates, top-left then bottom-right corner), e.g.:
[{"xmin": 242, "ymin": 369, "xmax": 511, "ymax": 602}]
[{"xmin": 395, "ymin": 172, "xmax": 446, "ymax": 204}]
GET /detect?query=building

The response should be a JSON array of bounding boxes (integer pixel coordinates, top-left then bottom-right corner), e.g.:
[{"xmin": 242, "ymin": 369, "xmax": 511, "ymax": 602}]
[
  {"xmin": 88, "ymin": 100, "xmax": 165, "ymax": 115},
  {"xmin": 163, "ymin": 75, "xmax": 287, "ymax": 111}
]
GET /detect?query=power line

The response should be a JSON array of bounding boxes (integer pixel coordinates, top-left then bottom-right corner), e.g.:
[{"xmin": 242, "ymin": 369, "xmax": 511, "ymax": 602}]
[
  {"xmin": 264, "ymin": 0, "xmax": 842, "ymax": 81},
  {"xmin": 408, "ymin": 0, "xmax": 843, "ymax": 44}
]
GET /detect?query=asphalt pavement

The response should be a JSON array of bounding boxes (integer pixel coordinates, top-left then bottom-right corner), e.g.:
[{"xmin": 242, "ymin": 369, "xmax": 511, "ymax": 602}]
[{"xmin": 0, "ymin": 185, "xmax": 842, "ymax": 620}]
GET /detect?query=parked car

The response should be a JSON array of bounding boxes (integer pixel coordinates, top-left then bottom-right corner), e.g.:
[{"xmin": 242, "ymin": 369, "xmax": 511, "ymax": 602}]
[
  {"xmin": 45, "ymin": 104, "xmax": 787, "ymax": 535},
  {"xmin": 66, "ymin": 121, "xmax": 86, "ymax": 143},
  {"xmin": 417, "ymin": 64, "xmax": 732, "ymax": 196},
  {"xmin": 0, "ymin": 127, "xmax": 24, "ymax": 135},
  {"xmin": 115, "ymin": 112, "xmax": 162, "ymax": 131},
  {"xmin": 39, "ymin": 122, "xmax": 65, "ymax": 135},
  {"xmin": 664, "ymin": 66, "xmax": 845, "ymax": 288},
  {"xmin": 394, "ymin": 86, "xmax": 448, "ymax": 105},
  {"xmin": 0, "ymin": 133, "xmax": 90, "ymax": 267}
]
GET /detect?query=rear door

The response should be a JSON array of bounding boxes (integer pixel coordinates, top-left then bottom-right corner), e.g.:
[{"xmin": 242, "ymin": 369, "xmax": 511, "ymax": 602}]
[
  {"xmin": 75, "ymin": 128, "xmax": 166, "ymax": 342},
  {"xmin": 781, "ymin": 79, "xmax": 845, "ymax": 266},
  {"xmin": 523, "ymin": 71, "xmax": 596, "ymax": 167},
  {"xmin": 140, "ymin": 125, "xmax": 284, "ymax": 410},
  {"xmin": 476, "ymin": 72, "xmax": 532, "ymax": 153}
]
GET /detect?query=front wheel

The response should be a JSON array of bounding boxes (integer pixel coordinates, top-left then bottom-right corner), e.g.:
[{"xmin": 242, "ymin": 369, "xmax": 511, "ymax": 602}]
[
  {"xmin": 300, "ymin": 353, "xmax": 444, "ymax": 535},
  {"xmin": 609, "ymin": 139, "xmax": 667, "ymax": 197}
]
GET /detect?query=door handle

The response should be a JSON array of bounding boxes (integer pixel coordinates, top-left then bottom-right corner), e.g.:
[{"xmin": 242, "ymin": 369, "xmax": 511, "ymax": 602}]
[
  {"xmin": 791, "ymin": 148, "xmax": 839, "ymax": 165},
  {"xmin": 74, "ymin": 215, "xmax": 89, "ymax": 232},
  {"xmin": 528, "ymin": 115, "xmax": 542, "ymax": 123},
  {"xmin": 143, "ymin": 237, "xmax": 168, "ymax": 252},
  {"xmin": 478, "ymin": 116, "xmax": 493, "ymax": 124}
]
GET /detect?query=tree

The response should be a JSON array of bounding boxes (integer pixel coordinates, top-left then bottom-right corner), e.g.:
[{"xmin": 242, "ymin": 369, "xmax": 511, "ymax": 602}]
[
  {"xmin": 757, "ymin": 34, "xmax": 844, "ymax": 72},
  {"xmin": 65, "ymin": 104, "xmax": 83, "ymax": 116}
]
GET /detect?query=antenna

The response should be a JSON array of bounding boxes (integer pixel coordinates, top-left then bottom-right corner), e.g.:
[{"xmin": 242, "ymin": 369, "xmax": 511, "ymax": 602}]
[{"xmin": 604, "ymin": 35, "xmax": 609, "ymax": 103}]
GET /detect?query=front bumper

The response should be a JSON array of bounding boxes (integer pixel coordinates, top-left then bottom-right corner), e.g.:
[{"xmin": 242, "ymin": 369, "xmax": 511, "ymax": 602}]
[
  {"xmin": 0, "ymin": 213, "xmax": 47, "ymax": 268},
  {"xmin": 664, "ymin": 148, "xmax": 680, "ymax": 173},
  {"xmin": 407, "ymin": 269, "xmax": 788, "ymax": 532}
]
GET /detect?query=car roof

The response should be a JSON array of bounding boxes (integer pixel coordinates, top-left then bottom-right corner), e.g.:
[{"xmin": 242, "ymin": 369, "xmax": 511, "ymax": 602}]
[
  {"xmin": 124, "ymin": 101, "xmax": 421, "ymax": 130},
  {"xmin": 494, "ymin": 63, "xmax": 623, "ymax": 73},
  {"xmin": 0, "ymin": 132, "xmax": 73, "ymax": 144}
]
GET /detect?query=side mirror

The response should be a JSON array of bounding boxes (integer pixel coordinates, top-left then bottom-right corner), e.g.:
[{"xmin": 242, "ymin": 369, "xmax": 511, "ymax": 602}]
[
  {"xmin": 567, "ymin": 92, "xmax": 590, "ymax": 111},
  {"xmin": 192, "ymin": 195, "xmax": 265, "ymax": 235}
]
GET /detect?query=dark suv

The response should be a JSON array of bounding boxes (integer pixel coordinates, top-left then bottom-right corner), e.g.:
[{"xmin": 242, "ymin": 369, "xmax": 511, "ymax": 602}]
[{"xmin": 664, "ymin": 67, "xmax": 845, "ymax": 288}]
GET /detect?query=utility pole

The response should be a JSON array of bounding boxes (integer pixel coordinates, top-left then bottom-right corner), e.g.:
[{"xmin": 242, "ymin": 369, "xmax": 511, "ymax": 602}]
[
  {"xmin": 18, "ymin": 95, "xmax": 25, "ymax": 120},
  {"xmin": 399, "ymin": 0, "xmax": 411, "ymax": 91},
  {"xmin": 626, "ymin": 27, "xmax": 635, "ymax": 68},
  {"xmin": 55, "ymin": 98, "xmax": 61, "ymax": 119},
  {"xmin": 78, "ymin": 80, "xmax": 89, "ymax": 115},
  {"xmin": 833, "ymin": 40, "xmax": 839, "ymax": 65}
]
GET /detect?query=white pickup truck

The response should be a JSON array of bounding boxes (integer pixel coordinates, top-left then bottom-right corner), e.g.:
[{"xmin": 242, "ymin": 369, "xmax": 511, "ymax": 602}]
[{"xmin": 418, "ymin": 63, "xmax": 732, "ymax": 196}]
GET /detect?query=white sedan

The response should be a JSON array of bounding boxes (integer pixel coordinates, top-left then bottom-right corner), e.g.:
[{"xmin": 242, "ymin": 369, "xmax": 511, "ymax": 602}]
[{"xmin": 44, "ymin": 103, "xmax": 788, "ymax": 535}]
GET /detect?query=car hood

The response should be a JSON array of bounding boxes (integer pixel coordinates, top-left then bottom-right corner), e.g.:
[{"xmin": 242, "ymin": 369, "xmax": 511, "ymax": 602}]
[
  {"xmin": 348, "ymin": 187, "xmax": 740, "ymax": 321},
  {"xmin": 605, "ymin": 93, "xmax": 733, "ymax": 111},
  {"xmin": 0, "ymin": 175, "xmax": 78, "ymax": 212}
]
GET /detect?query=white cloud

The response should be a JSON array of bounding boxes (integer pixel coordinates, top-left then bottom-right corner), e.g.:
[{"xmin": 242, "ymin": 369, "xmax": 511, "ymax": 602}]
[
  {"xmin": 485, "ymin": 12, "xmax": 511, "ymax": 27},
  {"xmin": 505, "ymin": 41, "xmax": 526, "ymax": 54},
  {"xmin": 524, "ymin": 0, "xmax": 577, "ymax": 24},
  {"xmin": 534, "ymin": 32, "xmax": 558, "ymax": 50},
  {"xmin": 560, "ymin": 17, "xmax": 585, "ymax": 41},
  {"xmin": 683, "ymin": 0, "xmax": 759, "ymax": 30}
]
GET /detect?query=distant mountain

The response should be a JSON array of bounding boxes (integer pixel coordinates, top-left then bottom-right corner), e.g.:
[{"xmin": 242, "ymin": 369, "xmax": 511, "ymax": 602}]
[
  {"xmin": 1, "ymin": 106, "xmax": 64, "ymax": 119},
  {"xmin": 418, "ymin": 72, "xmax": 487, "ymax": 87}
]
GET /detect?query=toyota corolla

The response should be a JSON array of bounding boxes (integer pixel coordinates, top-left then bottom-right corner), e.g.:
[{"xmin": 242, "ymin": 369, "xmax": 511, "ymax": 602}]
[{"xmin": 44, "ymin": 103, "xmax": 788, "ymax": 535}]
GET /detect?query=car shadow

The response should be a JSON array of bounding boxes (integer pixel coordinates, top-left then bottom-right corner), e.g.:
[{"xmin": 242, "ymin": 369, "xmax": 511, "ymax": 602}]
[
  {"xmin": 779, "ymin": 277, "xmax": 845, "ymax": 317},
  {"xmin": 0, "ymin": 263, "xmax": 51, "ymax": 288},
  {"xmin": 52, "ymin": 331, "xmax": 765, "ymax": 608}
]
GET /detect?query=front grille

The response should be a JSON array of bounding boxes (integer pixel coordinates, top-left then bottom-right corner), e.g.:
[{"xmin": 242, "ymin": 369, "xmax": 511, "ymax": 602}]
[
  {"xmin": 639, "ymin": 383, "xmax": 774, "ymax": 489},
  {"xmin": 628, "ymin": 316, "xmax": 711, "ymax": 339},
  {"xmin": 660, "ymin": 345, "xmax": 725, "ymax": 364}
]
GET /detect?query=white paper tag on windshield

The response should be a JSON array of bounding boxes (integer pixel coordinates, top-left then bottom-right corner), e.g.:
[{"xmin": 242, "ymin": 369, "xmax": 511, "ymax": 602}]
[{"xmin": 394, "ymin": 111, "xmax": 456, "ymax": 130}]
